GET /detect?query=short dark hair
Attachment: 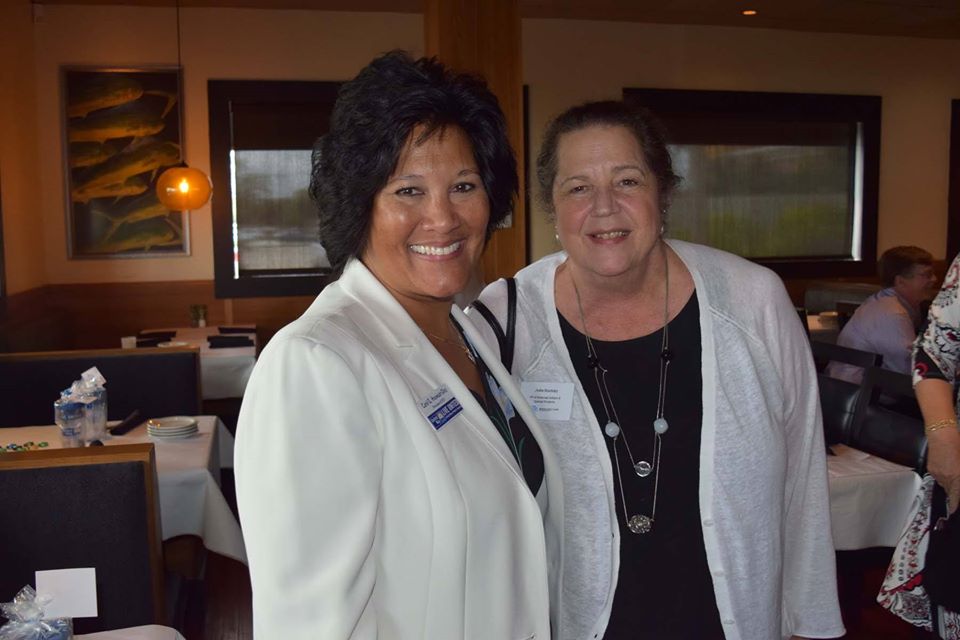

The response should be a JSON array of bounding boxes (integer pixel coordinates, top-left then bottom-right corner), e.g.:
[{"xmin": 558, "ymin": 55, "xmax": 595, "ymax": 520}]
[
  {"xmin": 310, "ymin": 51, "xmax": 518, "ymax": 270},
  {"xmin": 879, "ymin": 246, "xmax": 934, "ymax": 287},
  {"xmin": 536, "ymin": 100, "xmax": 681, "ymax": 219}
]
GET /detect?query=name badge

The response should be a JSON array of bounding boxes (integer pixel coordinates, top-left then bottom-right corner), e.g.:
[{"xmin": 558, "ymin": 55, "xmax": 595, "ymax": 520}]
[
  {"xmin": 418, "ymin": 384, "xmax": 463, "ymax": 430},
  {"xmin": 520, "ymin": 381, "xmax": 575, "ymax": 421}
]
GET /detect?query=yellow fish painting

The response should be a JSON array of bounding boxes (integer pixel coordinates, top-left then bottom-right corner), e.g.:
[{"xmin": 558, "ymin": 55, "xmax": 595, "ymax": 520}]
[
  {"xmin": 67, "ymin": 76, "xmax": 143, "ymax": 118},
  {"xmin": 72, "ymin": 176, "xmax": 148, "ymax": 203}
]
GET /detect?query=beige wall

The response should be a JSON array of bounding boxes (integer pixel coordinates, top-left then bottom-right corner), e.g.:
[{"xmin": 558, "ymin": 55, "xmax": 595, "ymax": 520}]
[
  {"xmin": 8, "ymin": 8, "xmax": 960, "ymax": 289},
  {"xmin": 523, "ymin": 19, "xmax": 960, "ymax": 261},
  {"xmin": 30, "ymin": 5, "xmax": 422, "ymax": 284},
  {"xmin": 0, "ymin": 1, "xmax": 45, "ymax": 294}
]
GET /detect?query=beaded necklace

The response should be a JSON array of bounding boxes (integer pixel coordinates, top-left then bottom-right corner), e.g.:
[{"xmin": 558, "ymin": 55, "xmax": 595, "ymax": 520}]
[{"xmin": 571, "ymin": 243, "xmax": 672, "ymax": 534}]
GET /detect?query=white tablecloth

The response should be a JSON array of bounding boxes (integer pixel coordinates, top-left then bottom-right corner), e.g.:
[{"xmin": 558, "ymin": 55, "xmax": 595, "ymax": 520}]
[
  {"xmin": 827, "ymin": 444, "xmax": 922, "ymax": 550},
  {"xmin": 4, "ymin": 416, "xmax": 246, "ymax": 564},
  {"xmin": 77, "ymin": 625, "xmax": 185, "ymax": 640},
  {"xmin": 147, "ymin": 326, "xmax": 257, "ymax": 400}
]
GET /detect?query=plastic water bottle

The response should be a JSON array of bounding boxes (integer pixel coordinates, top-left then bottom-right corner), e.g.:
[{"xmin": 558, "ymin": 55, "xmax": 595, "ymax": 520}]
[
  {"xmin": 54, "ymin": 399, "xmax": 84, "ymax": 448},
  {"xmin": 82, "ymin": 387, "xmax": 107, "ymax": 443}
]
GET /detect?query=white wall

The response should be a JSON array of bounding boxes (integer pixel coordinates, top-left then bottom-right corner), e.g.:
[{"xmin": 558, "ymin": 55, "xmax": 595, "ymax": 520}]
[
  {"xmin": 14, "ymin": 8, "xmax": 960, "ymax": 288},
  {"xmin": 30, "ymin": 5, "xmax": 422, "ymax": 284},
  {"xmin": 0, "ymin": 1, "xmax": 45, "ymax": 294},
  {"xmin": 523, "ymin": 19, "xmax": 960, "ymax": 261}
]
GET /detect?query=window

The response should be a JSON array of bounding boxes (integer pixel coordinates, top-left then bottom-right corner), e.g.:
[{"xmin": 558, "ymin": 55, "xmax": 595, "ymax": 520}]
[
  {"xmin": 209, "ymin": 80, "xmax": 341, "ymax": 298},
  {"xmin": 623, "ymin": 88, "xmax": 881, "ymax": 278}
]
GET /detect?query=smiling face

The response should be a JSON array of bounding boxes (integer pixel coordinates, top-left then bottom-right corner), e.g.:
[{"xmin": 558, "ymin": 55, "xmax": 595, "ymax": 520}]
[
  {"xmin": 552, "ymin": 124, "xmax": 662, "ymax": 284},
  {"xmin": 361, "ymin": 125, "xmax": 489, "ymax": 307}
]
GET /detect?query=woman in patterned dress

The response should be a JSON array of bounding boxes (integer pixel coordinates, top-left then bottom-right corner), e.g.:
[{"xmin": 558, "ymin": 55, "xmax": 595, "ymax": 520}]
[{"xmin": 914, "ymin": 253, "xmax": 960, "ymax": 514}]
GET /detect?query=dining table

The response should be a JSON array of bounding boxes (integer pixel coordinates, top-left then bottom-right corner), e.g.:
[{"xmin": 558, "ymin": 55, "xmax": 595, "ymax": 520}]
[
  {"xmin": 77, "ymin": 625, "xmax": 186, "ymax": 639},
  {"xmin": 142, "ymin": 326, "xmax": 257, "ymax": 400},
  {"xmin": 2, "ymin": 416, "xmax": 246, "ymax": 564},
  {"xmin": 827, "ymin": 443, "xmax": 922, "ymax": 551}
]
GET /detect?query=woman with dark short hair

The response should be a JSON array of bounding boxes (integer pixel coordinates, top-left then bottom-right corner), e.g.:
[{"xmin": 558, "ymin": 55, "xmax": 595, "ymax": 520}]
[
  {"xmin": 471, "ymin": 100, "xmax": 843, "ymax": 639},
  {"xmin": 235, "ymin": 51, "xmax": 560, "ymax": 639}
]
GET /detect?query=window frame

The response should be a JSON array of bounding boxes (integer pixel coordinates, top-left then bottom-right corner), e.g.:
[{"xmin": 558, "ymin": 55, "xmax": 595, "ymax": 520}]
[
  {"xmin": 623, "ymin": 87, "xmax": 881, "ymax": 279},
  {"xmin": 208, "ymin": 79, "xmax": 341, "ymax": 299},
  {"xmin": 948, "ymin": 99, "xmax": 960, "ymax": 263}
]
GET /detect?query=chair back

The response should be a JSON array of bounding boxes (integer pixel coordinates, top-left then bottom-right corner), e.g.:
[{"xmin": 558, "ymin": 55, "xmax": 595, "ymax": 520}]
[
  {"xmin": 0, "ymin": 347, "xmax": 201, "ymax": 428},
  {"xmin": 835, "ymin": 300, "xmax": 861, "ymax": 331},
  {"xmin": 849, "ymin": 366, "xmax": 927, "ymax": 472},
  {"xmin": 810, "ymin": 340, "xmax": 882, "ymax": 374},
  {"xmin": 818, "ymin": 375, "xmax": 861, "ymax": 445},
  {"xmin": 0, "ymin": 444, "xmax": 164, "ymax": 633},
  {"xmin": 795, "ymin": 307, "xmax": 811, "ymax": 339}
]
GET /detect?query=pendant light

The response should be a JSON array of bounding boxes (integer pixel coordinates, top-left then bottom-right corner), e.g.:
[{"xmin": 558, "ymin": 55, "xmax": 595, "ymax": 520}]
[{"xmin": 156, "ymin": 0, "xmax": 212, "ymax": 211}]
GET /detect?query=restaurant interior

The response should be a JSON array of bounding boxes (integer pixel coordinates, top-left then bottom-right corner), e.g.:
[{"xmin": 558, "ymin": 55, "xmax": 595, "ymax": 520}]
[{"xmin": 1, "ymin": 0, "xmax": 959, "ymax": 638}]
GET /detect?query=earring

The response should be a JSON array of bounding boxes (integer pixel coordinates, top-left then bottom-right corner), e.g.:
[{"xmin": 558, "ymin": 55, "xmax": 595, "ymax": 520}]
[{"xmin": 554, "ymin": 229, "xmax": 561, "ymax": 244}]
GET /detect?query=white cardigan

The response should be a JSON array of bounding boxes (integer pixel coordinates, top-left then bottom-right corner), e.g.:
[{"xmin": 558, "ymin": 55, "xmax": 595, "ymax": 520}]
[
  {"xmin": 470, "ymin": 240, "xmax": 844, "ymax": 640},
  {"xmin": 235, "ymin": 258, "xmax": 564, "ymax": 639}
]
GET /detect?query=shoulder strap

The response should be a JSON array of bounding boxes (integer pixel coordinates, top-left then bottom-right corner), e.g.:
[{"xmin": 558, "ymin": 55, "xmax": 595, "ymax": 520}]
[
  {"xmin": 504, "ymin": 277, "xmax": 517, "ymax": 373},
  {"xmin": 470, "ymin": 278, "xmax": 517, "ymax": 373}
]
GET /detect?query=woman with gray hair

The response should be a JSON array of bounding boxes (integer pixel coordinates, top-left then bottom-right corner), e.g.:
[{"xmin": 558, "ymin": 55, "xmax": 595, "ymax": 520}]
[{"xmin": 471, "ymin": 100, "xmax": 843, "ymax": 639}]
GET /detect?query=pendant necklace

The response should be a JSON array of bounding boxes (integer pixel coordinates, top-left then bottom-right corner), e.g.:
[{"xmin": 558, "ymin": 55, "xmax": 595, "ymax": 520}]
[
  {"xmin": 571, "ymin": 243, "xmax": 672, "ymax": 535},
  {"xmin": 425, "ymin": 320, "xmax": 476, "ymax": 363}
]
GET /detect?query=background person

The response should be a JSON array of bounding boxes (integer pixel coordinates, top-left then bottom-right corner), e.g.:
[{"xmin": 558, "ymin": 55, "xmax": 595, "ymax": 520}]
[
  {"xmin": 235, "ymin": 51, "xmax": 560, "ymax": 639},
  {"xmin": 472, "ymin": 100, "xmax": 843, "ymax": 640},
  {"xmin": 828, "ymin": 246, "xmax": 938, "ymax": 383}
]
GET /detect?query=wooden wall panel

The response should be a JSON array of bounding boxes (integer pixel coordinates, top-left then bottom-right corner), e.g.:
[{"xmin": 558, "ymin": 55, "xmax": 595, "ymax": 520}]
[
  {"xmin": 0, "ymin": 282, "xmax": 314, "ymax": 353},
  {"xmin": 424, "ymin": 0, "xmax": 526, "ymax": 284}
]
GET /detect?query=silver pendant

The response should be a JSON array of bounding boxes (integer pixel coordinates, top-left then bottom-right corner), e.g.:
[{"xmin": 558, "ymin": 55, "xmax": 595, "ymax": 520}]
[
  {"xmin": 628, "ymin": 514, "xmax": 653, "ymax": 534},
  {"xmin": 634, "ymin": 460, "xmax": 652, "ymax": 477}
]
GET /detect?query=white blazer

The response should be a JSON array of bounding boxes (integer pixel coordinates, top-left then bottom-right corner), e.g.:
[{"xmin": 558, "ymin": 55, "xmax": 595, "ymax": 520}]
[{"xmin": 235, "ymin": 259, "xmax": 564, "ymax": 640}]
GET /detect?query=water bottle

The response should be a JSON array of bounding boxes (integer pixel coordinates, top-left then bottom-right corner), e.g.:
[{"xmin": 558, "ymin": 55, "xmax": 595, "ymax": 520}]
[
  {"xmin": 54, "ymin": 398, "xmax": 85, "ymax": 448},
  {"xmin": 82, "ymin": 387, "xmax": 107, "ymax": 443}
]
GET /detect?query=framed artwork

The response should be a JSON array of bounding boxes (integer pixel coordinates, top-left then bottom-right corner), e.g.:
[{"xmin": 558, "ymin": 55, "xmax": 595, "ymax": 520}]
[{"xmin": 62, "ymin": 67, "xmax": 189, "ymax": 258}]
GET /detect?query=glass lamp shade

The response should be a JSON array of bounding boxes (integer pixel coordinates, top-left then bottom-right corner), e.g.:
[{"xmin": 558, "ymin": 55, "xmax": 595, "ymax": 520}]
[{"xmin": 156, "ymin": 166, "xmax": 212, "ymax": 211}]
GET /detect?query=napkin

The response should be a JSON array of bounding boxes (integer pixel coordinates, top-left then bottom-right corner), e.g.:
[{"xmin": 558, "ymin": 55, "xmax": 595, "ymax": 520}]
[
  {"xmin": 218, "ymin": 326, "xmax": 256, "ymax": 335},
  {"xmin": 138, "ymin": 330, "xmax": 177, "ymax": 340},
  {"xmin": 207, "ymin": 336, "xmax": 254, "ymax": 349}
]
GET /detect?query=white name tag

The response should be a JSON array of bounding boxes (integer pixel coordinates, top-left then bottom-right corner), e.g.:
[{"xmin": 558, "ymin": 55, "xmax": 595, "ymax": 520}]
[
  {"xmin": 520, "ymin": 381, "xmax": 575, "ymax": 421},
  {"xmin": 417, "ymin": 384, "xmax": 463, "ymax": 430}
]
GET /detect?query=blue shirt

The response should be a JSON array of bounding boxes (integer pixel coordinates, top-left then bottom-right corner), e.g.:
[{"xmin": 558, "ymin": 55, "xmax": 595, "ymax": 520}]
[{"xmin": 826, "ymin": 287, "xmax": 919, "ymax": 383}]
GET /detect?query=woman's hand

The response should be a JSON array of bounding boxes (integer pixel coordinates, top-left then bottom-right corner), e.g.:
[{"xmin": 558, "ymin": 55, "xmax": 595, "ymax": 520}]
[
  {"xmin": 928, "ymin": 427, "xmax": 960, "ymax": 514},
  {"xmin": 915, "ymin": 378, "xmax": 960, "ymax": 513}
]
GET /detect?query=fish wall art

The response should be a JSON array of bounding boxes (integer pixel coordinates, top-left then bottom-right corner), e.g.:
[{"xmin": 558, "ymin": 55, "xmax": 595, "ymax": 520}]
[{"xmin": 62, "ymin": 68, "xmax": 188, "ymax": 257}]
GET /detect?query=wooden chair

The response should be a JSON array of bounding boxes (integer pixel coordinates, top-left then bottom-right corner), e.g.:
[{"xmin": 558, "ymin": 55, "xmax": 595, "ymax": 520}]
[
  {"xmin": 0, "ymin": 444, "xmax": 164, "ymax": 634},
  {"xmin": 810, "ymin": 340, "xmax": 882, "ymax": 375},
  {"xmin": 849, "ymin": 366, "xmax": 927, "ymax": 473},
  {"xmin": 0, "ymin": 347, "xmax": 201, "ymax": 428}
]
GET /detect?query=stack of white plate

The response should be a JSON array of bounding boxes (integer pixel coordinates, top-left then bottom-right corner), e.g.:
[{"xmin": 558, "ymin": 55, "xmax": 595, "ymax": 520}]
[{"xmin": 147, "ymin": 416, "xmax": 198, "ymax": 440}]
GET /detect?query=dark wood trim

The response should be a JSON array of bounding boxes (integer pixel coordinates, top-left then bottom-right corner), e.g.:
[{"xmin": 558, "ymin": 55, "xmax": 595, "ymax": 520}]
[
  {"xmin": 623, "ymin": 87, "xmax": 882, "ymax": 279},
  {"xmin": 0, "ymin": 172, "xmax": 5, "ymax": 298},
  {"xmin": 948, "ymin": 99, "xmax": 960, "ymax": 262},
  {"xmin": 208, "ymin": 79, "xmax": 340, "ymax": 298}
]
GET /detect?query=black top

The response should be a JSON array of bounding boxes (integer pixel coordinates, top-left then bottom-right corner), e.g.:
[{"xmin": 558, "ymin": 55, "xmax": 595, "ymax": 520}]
[
  {"xmin": 559, "ymin": 292, "xmax": 725, "ymax": 639},
  {"xmin": 457, "ymin": 322, "xmax": 544, "ymax": 494}
]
